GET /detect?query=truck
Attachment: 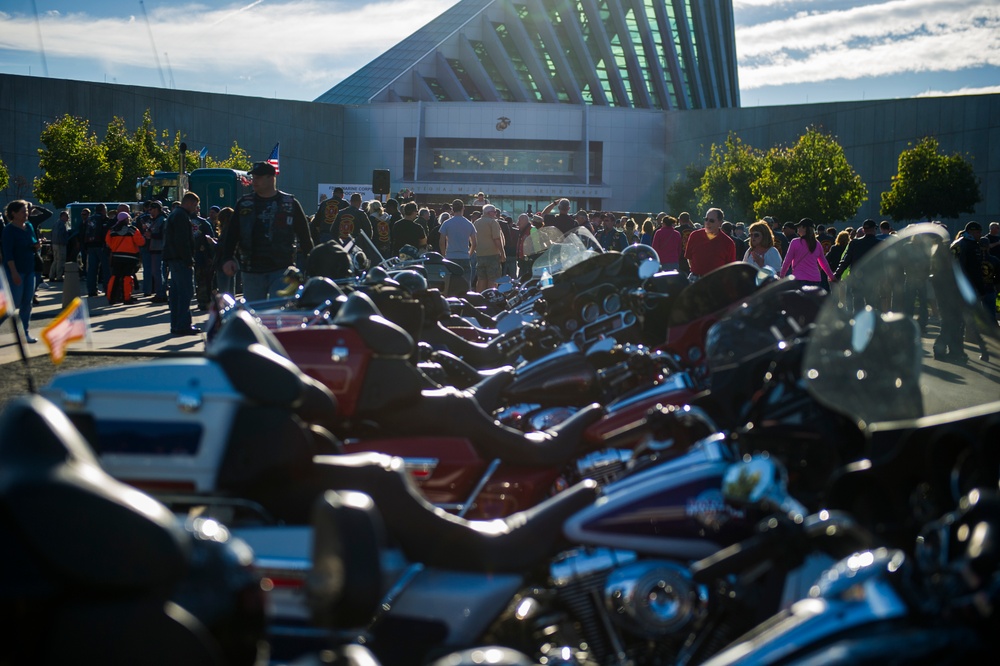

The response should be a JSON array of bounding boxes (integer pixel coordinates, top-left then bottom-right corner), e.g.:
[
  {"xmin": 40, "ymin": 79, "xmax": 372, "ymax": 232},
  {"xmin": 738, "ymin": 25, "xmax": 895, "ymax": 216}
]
[{"xmin": 136, "ymin": 168, "xmax": 252, "ymax": 216}]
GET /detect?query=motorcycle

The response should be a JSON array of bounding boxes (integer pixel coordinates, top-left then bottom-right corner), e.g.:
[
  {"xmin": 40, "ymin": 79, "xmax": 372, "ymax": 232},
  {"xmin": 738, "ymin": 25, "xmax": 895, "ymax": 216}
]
[
  {"xmin": 0, "ymin": 395, "xmax": 267, "ymax": 665},
  {"xmin": 302, "ymin": 223, "xmax": 1000, "ymax": 665}
]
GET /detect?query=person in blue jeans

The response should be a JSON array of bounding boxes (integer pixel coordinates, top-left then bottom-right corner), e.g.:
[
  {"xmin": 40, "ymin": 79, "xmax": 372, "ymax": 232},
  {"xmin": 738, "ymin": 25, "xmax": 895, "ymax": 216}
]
[
  {"xmin": 81, "ymin": 206, "xmax": 110, "ymax": 297},
  {"xmin": 218, "ymin": 161, "xmax": 313, "ymax": 302},
  {"xmin": 162, "ymin": 192, "xmax": 201, "ymax": 336},
  {"xmin": 438, "ymin": 199, "xmax": 477, "ymax": 296},
  {"xmin": 2, "ymin": 200, "xmax": 40, "ymax": 342}
]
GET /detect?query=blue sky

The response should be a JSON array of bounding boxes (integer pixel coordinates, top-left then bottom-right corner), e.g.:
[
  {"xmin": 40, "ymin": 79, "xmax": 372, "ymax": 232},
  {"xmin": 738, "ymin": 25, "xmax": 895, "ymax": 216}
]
[{"xmin": 0, "ymin": 0, "xmax": 997, "ymax": 106}]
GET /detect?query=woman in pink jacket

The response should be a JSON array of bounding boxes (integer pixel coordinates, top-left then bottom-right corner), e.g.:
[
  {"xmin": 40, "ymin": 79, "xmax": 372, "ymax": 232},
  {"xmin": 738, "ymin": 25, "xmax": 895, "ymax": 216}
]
[{"xmin": 779, "ymin": 218, "xmax": 836, "ymax": 287}]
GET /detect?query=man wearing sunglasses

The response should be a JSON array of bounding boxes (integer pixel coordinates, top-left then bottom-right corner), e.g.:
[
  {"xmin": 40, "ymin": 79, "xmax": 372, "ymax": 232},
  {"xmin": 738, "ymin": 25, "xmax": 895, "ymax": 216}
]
[{"xmin": 684, "ymin": 207, "xmax": 736, "ymax": 282}]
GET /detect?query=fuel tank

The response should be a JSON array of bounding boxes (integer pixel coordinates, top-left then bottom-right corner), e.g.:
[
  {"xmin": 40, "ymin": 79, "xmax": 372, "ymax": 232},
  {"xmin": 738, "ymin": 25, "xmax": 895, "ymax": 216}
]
[{"xmin": 564, "ymin": 434, "xmax": 751, "ymax": 560}]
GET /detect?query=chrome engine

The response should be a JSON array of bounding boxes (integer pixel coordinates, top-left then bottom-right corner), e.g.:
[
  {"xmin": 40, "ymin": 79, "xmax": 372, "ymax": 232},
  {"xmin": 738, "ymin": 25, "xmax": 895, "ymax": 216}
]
[
  {"xmin": 546, "ymin": 548, "xmax": 708, "ymax": 664},
  {"xmin": 572, "ymin": 449, "xmax": 634, "ymax": 487}
]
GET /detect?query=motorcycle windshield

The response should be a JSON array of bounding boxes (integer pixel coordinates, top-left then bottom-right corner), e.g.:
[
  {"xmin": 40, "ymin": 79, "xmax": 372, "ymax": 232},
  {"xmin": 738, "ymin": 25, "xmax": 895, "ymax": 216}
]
[
  {"xmin": 531, "ymin": 226, "xmax": 603, "ymax": 278},
  {"xmin": 667, "ymin": 263, "xmax": 773, "ymax": 327},
  {"xmin": 705, "ymin": 279, "xmax": 826, "ymax": 372},
  {"xmin": 803, "ymin": 223, "xmax": 1000, "ymax": 426}
]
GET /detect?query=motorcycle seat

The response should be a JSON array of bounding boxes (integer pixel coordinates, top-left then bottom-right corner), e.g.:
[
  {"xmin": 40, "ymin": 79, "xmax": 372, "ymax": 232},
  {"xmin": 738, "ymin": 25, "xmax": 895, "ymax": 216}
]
[
  {"xmin": 0, "ymin": 396, "xmax": 188, "ymax": 592},
  {"xmin": 445, "ymin": 314, "xmax": 499, "ymax": 338},
  {"xmin": 312, "ymin": 452, "xmax": 600, "ymax": 573},
  {"xmin": 209, "ymin": 310, "xmax": 340, "ymax": 432},
  {"xmin": 465, "ymin": 366, "xmax": 517, "ymax": 412},
  {"xmin": 424, "ymin": 321, "xmax": 509, "ymax": 369},
  {"xmin": 427, "ymin": 349, "xmax": 513, "ymax": 391},
  {"xmin": 333, "ymin": 291, "xmax": 415, "ymax": 358},
  {"xmin": 382, "ymin": 392, "xmax": 605, "ymax": 467}
]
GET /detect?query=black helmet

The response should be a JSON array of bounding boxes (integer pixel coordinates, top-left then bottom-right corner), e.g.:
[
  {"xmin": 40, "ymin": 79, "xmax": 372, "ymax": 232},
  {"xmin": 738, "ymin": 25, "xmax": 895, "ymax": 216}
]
[
  {"xmin": 398, "ymin": 244, "xmax": 420, "ymax": 260},
  {"xmin": 393, "ymin": 270, "xmax": 428, "ymax": 294},
  {"xmin": 364, "ymin": 266, "xmax": 390, "ymax": 284},
  {"xmin": 297, "ymin": 277, "xmax": 343, "ymax": 308}
]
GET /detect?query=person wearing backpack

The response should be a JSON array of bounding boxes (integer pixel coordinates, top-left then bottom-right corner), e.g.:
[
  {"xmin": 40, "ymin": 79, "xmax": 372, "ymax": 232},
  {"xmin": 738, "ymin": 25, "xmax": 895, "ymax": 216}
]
[
  {"xmin": 83, "ymin": 204, "xmax": 111, "ymax": 297},
  {"xmin": 105, "ymin": 212, "xmax": 145, "ymax": 305}
]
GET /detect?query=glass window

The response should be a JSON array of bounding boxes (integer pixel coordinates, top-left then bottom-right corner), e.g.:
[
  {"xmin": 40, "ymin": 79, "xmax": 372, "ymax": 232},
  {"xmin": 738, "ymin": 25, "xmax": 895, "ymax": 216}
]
[{"xmin": 431, "ymin": 148, "xmax": 574, "ymax": 175}]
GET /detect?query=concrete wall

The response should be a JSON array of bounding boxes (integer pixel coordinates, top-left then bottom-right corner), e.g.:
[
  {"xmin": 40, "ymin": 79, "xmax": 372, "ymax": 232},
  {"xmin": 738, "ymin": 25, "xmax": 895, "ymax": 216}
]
[
  {"xmin": 2, "ymin": 73, "xmax": 997, "ymax": 228},
  {"xmin": 0, "ymin": 74, "xmax": 345, "ymax": 211}
]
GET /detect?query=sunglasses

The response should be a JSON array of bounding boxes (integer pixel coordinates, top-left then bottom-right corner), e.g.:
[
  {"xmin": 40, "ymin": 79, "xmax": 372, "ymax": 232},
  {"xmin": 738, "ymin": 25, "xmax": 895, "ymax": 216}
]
[{"xmin": 751, "ymin": 232, "xmax": 762, "ymax": 238}]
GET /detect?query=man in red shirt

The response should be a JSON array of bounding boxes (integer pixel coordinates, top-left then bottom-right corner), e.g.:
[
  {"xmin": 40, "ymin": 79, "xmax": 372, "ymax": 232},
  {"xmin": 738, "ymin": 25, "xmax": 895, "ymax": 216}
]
[
  {"xmin": 684, "ymin": 207, "xmax": 736, "ymax": 281},
  {"xmin": 651, "ymin": 214, "xmax": 682, "ymax": 271}
]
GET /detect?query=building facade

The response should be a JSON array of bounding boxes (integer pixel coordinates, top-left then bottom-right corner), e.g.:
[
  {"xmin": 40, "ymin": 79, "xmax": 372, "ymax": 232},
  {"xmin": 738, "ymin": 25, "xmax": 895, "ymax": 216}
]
[{"xmin": 3, "ymin": 72, "xmax": 997, "ymax": 228}]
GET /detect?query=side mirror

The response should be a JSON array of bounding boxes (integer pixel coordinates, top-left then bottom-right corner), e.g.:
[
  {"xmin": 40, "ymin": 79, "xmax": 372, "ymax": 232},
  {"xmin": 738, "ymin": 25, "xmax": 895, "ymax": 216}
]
[{"xmin": 638, "ymin": 259, "xmax": 659, "ymax": 280}]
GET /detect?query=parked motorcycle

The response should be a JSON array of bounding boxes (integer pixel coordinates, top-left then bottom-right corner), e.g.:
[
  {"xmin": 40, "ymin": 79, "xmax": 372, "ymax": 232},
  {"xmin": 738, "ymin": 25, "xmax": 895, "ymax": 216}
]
[
  {"xmin": 0, "ymin": 395, "xmax": 267, "ymax": 665},
  {"xmin": 700, "ymin": 487, "xmax": 1000, "ymax": 666}
]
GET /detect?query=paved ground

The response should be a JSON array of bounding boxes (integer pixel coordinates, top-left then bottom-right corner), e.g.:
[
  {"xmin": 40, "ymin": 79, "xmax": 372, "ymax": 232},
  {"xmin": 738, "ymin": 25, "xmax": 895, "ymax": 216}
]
[
  {"xmin": 1, "ymin": 277, "xmax": 209, "ymax": 367},
  {"xmin": 1, "ymin": 277, "xmax": 210, "ymax": 405}
]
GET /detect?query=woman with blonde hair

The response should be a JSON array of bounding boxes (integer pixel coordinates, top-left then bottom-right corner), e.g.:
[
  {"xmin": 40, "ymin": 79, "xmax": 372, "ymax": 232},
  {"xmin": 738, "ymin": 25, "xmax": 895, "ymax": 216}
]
[
  {"xmin": 743, "ymin": 219, "xmax": 782, "ymax": 272},
  {"xmin": 639, "ymin": 218, "xmax": 655, "ymax": 246},
  {"xmin": 825, "ymin": 229, "xmax": 851, "ymax": 269}
]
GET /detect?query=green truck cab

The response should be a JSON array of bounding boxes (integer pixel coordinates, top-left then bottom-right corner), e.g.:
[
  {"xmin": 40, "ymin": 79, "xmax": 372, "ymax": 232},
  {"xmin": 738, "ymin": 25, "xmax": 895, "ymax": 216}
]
[{"xmin": 136, "ymin": 168, "xmax": 251, "ymax": 215}]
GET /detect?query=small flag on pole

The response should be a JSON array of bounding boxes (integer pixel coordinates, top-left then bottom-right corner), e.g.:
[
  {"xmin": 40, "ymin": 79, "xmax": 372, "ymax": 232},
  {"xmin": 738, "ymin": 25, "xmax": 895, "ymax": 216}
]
[
  {"xmin": 41, "ymin": 297, "xmax": 91, "ymax": 365},
  {"xmin": 266, "ymin": 142, "xmax": 280, "ymax": 175},
  {"xmin": 199, "ymin": 146, "xmax": 209, "ymax": 160},
  {"xmin": 0, "ymin": 267, "xmax": 11, "ymax": 320}
]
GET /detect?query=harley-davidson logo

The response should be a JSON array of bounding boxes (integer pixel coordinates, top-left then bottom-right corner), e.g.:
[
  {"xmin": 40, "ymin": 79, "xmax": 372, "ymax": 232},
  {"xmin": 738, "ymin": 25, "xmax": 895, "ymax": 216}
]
[{"xmin": 686, "ymin": 490, "xmax": 744, "ymax": 529}]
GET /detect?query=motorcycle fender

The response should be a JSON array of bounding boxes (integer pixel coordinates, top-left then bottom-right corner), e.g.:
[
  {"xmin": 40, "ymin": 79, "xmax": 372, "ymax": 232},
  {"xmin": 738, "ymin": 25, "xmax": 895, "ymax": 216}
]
[{"xmin": 386, "ymin": 567, "xmax": 524, "ymax": 646}]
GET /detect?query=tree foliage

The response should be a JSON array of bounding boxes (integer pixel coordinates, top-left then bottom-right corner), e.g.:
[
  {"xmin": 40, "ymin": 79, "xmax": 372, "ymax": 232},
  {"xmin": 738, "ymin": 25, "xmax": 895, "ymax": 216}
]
[
  {"xmin": 34, "ymin": 114, "xmax": 115, "ymax": 206},
  {"xmin": 207, "ymin": 142, "xmax": 253, "ymax": 171},
  {"xmin": 666, "ymin": 163, "xmax": 705, "ymax": 218},
  {"xmin": 32, "ymin": 110, "xmax": 249, "ymax": 206},
  {"xmin": 752, "ymin": 127, "xmax": 867, "ymax": 224},
  {"xmin": 0, "ymin": 156, "xmax": 9, "ymax": 192},
  {"xmin": 696, "ymin": 133, "xmax": 763, "ymax": 223},
  {"xmin": 880, "ymin": 137, "xmax": 981, "ymax": 221}
]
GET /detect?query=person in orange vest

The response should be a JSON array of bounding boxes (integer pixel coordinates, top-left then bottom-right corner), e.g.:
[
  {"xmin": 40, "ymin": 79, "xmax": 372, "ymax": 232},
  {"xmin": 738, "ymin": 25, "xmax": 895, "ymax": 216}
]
[{"xmin": 105, "ymin": 211, "xmax": 146, "ymax": 305}]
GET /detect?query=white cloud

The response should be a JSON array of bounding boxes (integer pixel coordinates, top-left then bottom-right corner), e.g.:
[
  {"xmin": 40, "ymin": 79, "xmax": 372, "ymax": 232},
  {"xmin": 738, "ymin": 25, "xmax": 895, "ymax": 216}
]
[
  {"xmin": 2, "ymin": 0, "xmax": 998, "ymax": 101},
  {"xmin": 916, "ymin": 85, "xmax": 1000, "ymax": 98},
  {"xmin": 0, "ymin": 0, "xmax": 454, "ymax": 97},
  {"xmin": 736, "ymin": 0, "xmax": 1000, "ymax": 88}
]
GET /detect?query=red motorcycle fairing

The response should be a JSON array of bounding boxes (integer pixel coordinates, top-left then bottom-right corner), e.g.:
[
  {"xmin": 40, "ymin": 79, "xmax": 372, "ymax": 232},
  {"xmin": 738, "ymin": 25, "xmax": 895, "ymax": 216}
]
[
  {"xmin": 342, "ymin": 436, "xmax": 562, "ymax": 519},
  {"xmin": 273, "ymin": 327, "xmax": 372, "ymax": 418},
  {"xmin": 582, "ymin": 379, "xmax": 702, "ymax": 448},
  {"xmin": 659, "ymin": 263, "xmax": 770, "ymax": 368}
]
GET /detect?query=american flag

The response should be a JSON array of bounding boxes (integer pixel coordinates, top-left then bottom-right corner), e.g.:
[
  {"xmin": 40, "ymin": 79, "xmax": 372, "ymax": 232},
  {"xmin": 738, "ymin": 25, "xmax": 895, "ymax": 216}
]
[
  {"xmin": 41, "ymin": 297, "xmax": 91, "ymax": 365},
  {"xmin": 266, "ymin": 142, "xmax": 280, "ymax": 175}
]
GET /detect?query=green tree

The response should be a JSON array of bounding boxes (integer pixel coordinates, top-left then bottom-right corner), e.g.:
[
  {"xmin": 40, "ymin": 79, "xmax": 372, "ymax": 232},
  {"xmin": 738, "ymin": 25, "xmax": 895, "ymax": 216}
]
[
  {"xmin": 752, "ymin": 127, "xmax": 867, "ymax": 224},
  {"xmin": 880, "ymin": 137, "xmax": 981, "ymax": 221},
  {"xmin": 696, "ymin": 132, "xmax": 763, "ymax": 223},
  {"xmin": 34, "ymin": 114, "xmax": 116, "ymax": 206},
  {"xmin": 102, "ymin": 116, "xmax": 147, "ymax": 202},
  {"xmin": 206, "ymin": 142, "xmax": 253, "ymax": 171},
  {"xmin": 666, "ymin": 163, "xmax": 705, "ymax": 218},
  {"xmin": 0, "ymin": 156, "xmax": 9, "ymax": 192}
]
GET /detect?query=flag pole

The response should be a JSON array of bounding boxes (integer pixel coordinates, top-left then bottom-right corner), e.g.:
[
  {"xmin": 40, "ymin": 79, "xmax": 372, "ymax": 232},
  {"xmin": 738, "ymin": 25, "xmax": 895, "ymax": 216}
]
[{"xmin": 0, "ymin": 270, "xmax": 35, "ymax": 394}]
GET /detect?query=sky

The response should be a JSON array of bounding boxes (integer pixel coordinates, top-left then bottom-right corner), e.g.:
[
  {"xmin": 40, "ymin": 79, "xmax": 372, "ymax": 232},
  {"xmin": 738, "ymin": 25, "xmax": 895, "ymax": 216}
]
[{"xmin": 0, "ymin": 0, "xmax": 997, "ymax": 107}]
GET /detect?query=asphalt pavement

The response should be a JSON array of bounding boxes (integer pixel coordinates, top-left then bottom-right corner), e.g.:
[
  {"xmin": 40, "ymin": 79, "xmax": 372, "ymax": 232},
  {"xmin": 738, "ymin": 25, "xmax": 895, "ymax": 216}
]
[{"xmin": 0, "ymin": 275, "xmax": 209, "ymax": 368}]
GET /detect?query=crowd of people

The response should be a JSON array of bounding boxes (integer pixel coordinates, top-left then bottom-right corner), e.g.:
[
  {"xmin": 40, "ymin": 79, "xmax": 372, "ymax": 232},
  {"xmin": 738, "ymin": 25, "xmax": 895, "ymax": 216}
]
[{"xmin": 4, "ymin": 174, "xmax": 1000, "ymax": 349}]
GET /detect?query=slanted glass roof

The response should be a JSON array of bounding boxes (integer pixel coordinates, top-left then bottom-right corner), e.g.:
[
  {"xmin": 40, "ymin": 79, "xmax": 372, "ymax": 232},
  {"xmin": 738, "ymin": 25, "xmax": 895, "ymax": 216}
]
[{"xmin": 315, "ymin": 0, "xmax": 739, "ymax": 110}]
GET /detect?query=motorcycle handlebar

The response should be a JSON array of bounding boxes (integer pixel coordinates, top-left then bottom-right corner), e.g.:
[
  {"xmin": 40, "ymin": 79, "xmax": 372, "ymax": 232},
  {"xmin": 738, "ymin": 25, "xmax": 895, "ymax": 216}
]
[
  {"xmin": 691, "ymin": 514, "xmax": 799, "ymax": 584},
  {"xmin": 690, "ymin": 511, "xmax": 872, "ymax": 585}
]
